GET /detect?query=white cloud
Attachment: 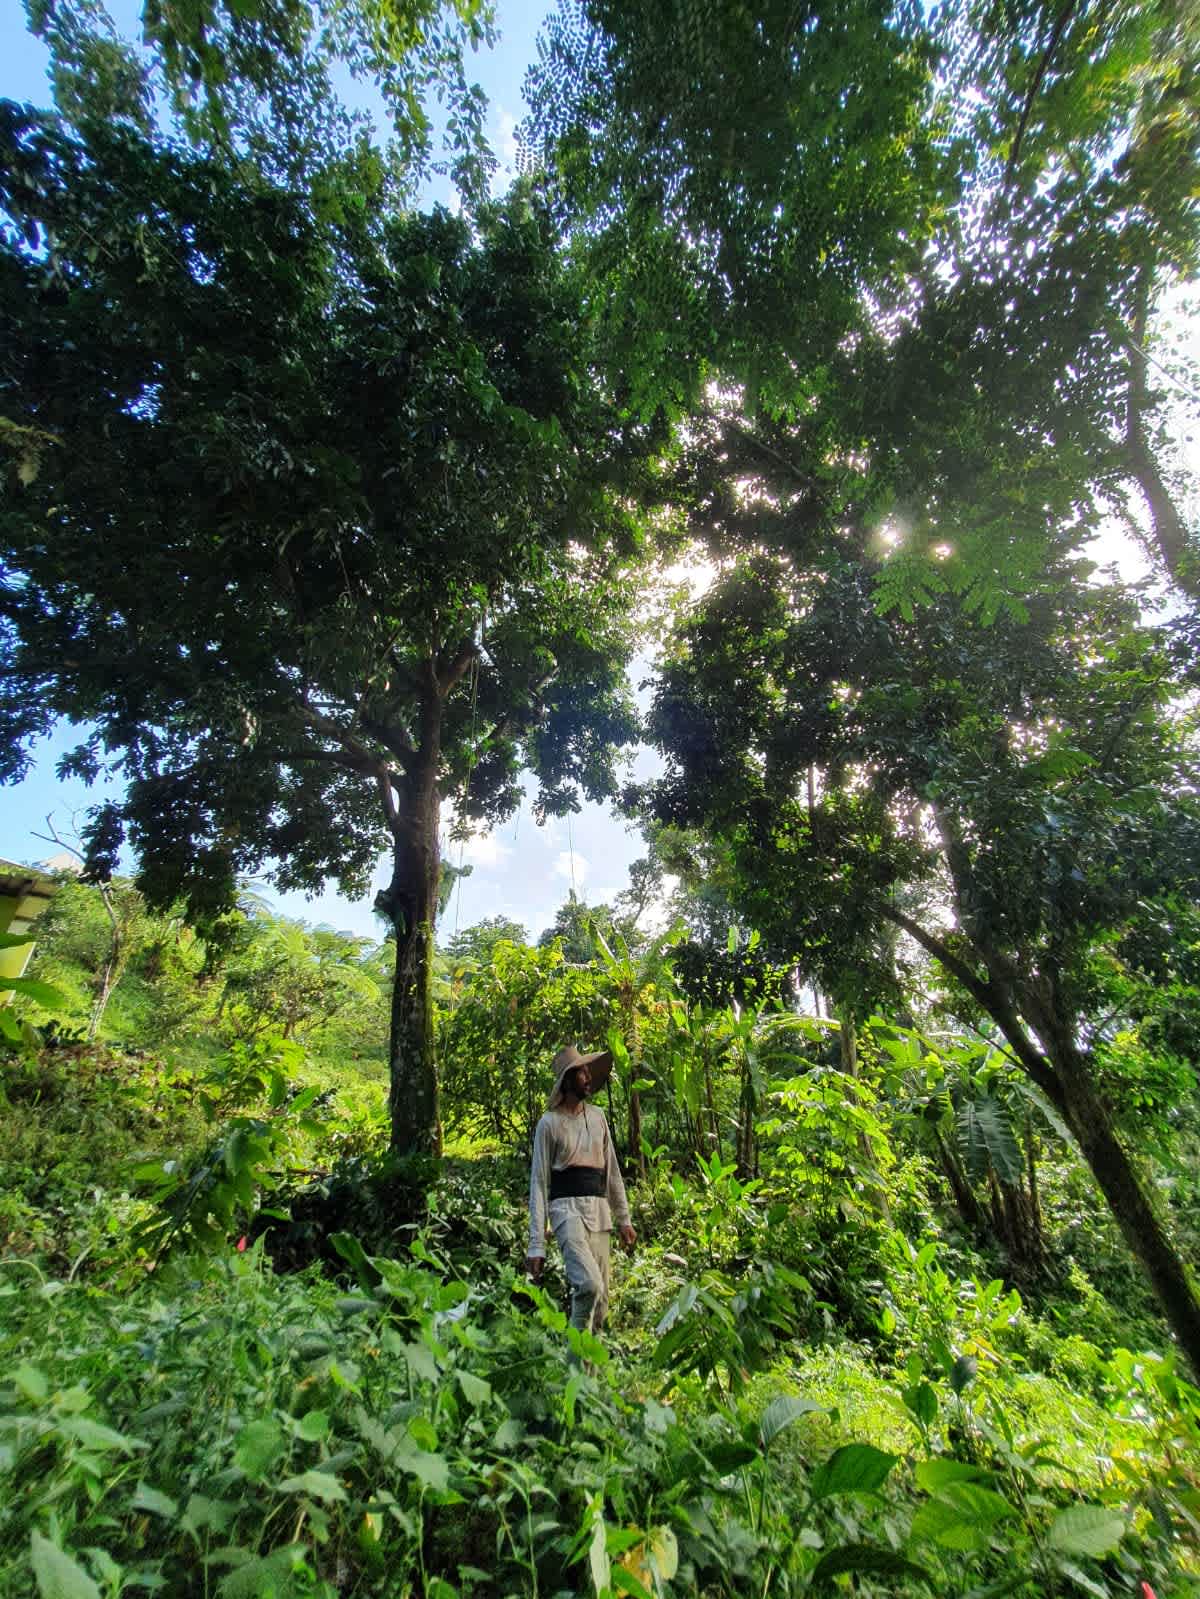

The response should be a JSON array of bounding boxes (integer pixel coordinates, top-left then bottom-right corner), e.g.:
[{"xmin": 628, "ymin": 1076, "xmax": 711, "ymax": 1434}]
[
  {"xmin": 452, "ymin": 831, "xmax": 512, "ymax": 871},
  {"xmin": 553, "ymin": 850, "xmax": 589, "ymax": 887},
  {"xmin": 495, "ymin": 105, "xmax": 518, "ymax": 168}
]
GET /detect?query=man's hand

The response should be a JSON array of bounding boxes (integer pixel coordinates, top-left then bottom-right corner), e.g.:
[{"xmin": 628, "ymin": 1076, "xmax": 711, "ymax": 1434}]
[
  {"xmin": 526, "ymin": 1254, "xmax": 545, "ymax": 1280},
  {"xmin": 619, "ymin": 1224, "xmax": 637, "ymax": 1251}
]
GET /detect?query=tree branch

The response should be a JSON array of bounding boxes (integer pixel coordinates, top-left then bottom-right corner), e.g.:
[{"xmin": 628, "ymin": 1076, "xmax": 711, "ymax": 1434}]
[
  {"xmin": 299, "ymin": 703, "xmax": 384, "ymax": 767},
  {"xmin": 1124, "ymin": 266, "xmax": 1199, "ymax": 599},
  {"xmin": 376, "ymin": 767, "xmax": 402, "ymax": 836},
  {"xmin": 1004, "ymin": 0, "xmax": 1080, "ymax": 183},
  {"xmin": 282, "ymin": 746, "xmax": 377, "ymax": 775},
  {"xmin": 437, "ymin": 638, "xmax": 480, "ymax": 697},
  {"xmin": 875, "ymin": 900, "xmax": 1065, "ymax": 1108},
  {"xmin": 359, "ymin": 712, "xmax": 416, "ymax": 767}
]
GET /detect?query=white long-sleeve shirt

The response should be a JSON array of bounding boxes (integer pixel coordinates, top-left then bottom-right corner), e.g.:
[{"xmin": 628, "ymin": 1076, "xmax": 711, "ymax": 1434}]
[{"xmin": 527, "ymin": 1103, "xmax": 631, "ymax": 1259}]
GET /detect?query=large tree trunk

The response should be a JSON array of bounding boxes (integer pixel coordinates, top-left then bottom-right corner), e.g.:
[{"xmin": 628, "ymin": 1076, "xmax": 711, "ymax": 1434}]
[
  {"xmin": 383, "ymin": 787, "xmax": 442, "ymax": 1155},
  {"xmin": 878, "ymin": 903, "xmax": 1200, "ymax": 1372},
  {"xmin": 1046, "ymin": 1027, "xmax": 1200, "ymax": 1375}
]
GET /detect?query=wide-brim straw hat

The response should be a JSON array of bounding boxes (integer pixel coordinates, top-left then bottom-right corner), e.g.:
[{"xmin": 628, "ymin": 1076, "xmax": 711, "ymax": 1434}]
[{"xmin": 550, "ymin": 1043, "xmax": 613, "ymax": 1097}]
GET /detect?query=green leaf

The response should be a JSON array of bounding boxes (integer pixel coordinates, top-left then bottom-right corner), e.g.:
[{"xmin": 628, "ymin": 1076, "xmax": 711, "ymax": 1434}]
[
  {"xmin": 0, "ymin": 975, "xmax": 67, "ymax": 1008},
  {"xmin": 13, "ymin": 1363, "xmax": 48, "ymax": 1402},
  {"xmin": 296, "ymin": 1410, "xmax": 328, "ymax": 1442},
  {"xmin": 588, "ymin": 1499, "xmax": 609, "ymax": 1597},
  {"xmin": 1046, "ymin": 1506, "xmax": 1125, "ymax": 1558},
  {"xmin": 961, "ymin": 1576, "xmax": 1033, "ymax": 1599},
  {"xmin": 902, "ymin": 1381, "xmax": 938, "ymax": 1425},
  {"xmin": 404, "ymin": 1341, "xmax": 440, "ymax": 1383},
  {"xmin": 957, "ymin": 1096, "xmax": 1023, "ymax": 1185},
  {"xmin": 935, "ymin": 1483, "xmax": 1014, "ymax": 1524},
  {"xmin": 60, "ymin": 1417, "xmax": 147, "ymax": 1453},
  {"xmin": 563, "ymin": 1370, "xmax": 583, "ymax": 1429},
  {"xmin": 217, "ymin": 1546, "xmax": 307, "ymax": 1598},
  {"xmin": 811, "ymin": 1544, "xmax": 932, "ymax": 1588},
  {"xmin": 493, "ymin": 1418, "xmax": 523, "ymax": 1450},
  {"xmin": 233, "ymin": 1419, "xmax": 285, "ymax": 1480},
  {"xmin": 30, "ymin": 1532, "xmax": 101, "ymax": 1599},
  {"xmin": 457, "ymin": 1370, "xmax": 492, "ymax": 1408},
  {"xmin": 328, "ymin": 1232, "xmax": 379, "ymax": 1289},
  {"xmin": 759, "ymin": 1395, "xmax": 824, "ymax": 1450},
  {"xmin": 914, "ymin": 1459, "xmax": 992, "ymax": 1492},
  {"xmin": 132, "ymin": 1483, "xmax": 179, "ymax": 1518},
  {"xmin": 394, "ymin": 1440, "xmax": 450, "ymax": 1491},
  {"xmin": 809, "ymin": 1444, "xmax": 898, "ymax": 1500},
  {"xmin": 277, "ymin": 1471, "xmax": 346, "ymax": 1502},
  {"xmin": 910, "ymin": 1498, "xmax": 987, "ymax": 1551},
  {"xmin": 703, "ymin": 1439, "xmax": 759, "ymax": 1474}
]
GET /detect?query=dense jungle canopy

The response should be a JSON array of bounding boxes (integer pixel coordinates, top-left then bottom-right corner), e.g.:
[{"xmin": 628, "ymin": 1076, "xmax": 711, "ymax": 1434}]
[{"xmin": 1, "ymin": 1, "xmax": 1200, "ymax": 1596}]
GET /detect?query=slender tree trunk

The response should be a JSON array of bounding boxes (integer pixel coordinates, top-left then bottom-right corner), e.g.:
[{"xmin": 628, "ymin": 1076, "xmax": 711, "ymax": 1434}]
[
  {"xmin": 87, "ymin": 883, "xmax": 124, "ymax": 1042},
  {"xmin": 703, "ymin": 1037, "xmax": 721, "ymax": 1158},
  {"xmin": 735, "ymin": 1052, "xmax": 752, "ymax": 1179},
  {"xmin": 627, "ymin": 1008, "xmax": 645, "ymax": 1177},
  {"xmin": 384, "ymin": 787, "xmax": 442, "ymax": 1155},
  {"xmin": 931, "ymin": 1126, "xmax": 988, "ymax": 1235},
  {"xmin": 628, "ymin": 1085, "xmax": 645, "ymax": 1174},
  {"xmin": 1125, "ymin": 265, "xmax": 1199, "ymax": 600},
  {"xmin": 1025, "ymin": 1111, "xmax": 1044, "ymax": 1252},
  {"xmin": 88, "ymin": 954, "xmax": 120, "ymax": 1041}
]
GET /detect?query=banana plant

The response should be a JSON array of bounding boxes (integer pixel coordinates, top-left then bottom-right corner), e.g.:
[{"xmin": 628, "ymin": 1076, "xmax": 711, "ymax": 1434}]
[{"xmin": 592, "ymin": 918, "xmax": 684, "ymax": 1174}]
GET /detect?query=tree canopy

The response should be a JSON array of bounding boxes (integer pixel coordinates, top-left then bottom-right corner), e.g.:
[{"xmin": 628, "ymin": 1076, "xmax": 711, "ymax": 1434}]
[{"xmin": 0, "ymin": 100, "xmax": 668, "ymax": 1149}]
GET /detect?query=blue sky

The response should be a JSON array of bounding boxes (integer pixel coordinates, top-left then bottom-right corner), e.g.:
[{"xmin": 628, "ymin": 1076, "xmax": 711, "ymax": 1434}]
[{"xmin": 0, "ymin": 0, "xmax": 661, "ymax": 944}]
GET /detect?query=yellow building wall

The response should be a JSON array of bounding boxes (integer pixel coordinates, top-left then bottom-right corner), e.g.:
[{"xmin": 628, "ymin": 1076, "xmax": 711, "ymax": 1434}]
[{"xmin": 0, "ymin": 866, "xmax": 58, "ymax": 996}]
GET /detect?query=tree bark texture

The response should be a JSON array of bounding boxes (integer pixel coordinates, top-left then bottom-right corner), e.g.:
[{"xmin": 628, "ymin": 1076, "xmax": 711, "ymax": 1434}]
[{"xmin": 385, "ymin": 790, "xmax": 442, "ymax": 1155}]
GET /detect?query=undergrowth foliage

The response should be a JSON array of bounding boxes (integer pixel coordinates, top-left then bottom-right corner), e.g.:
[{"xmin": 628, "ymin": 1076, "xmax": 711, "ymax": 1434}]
[
  {"xmin": 1, "ymin": 1025, "xmax": 1198, "ymax": 1599},
  {"xmin": 2, "ymin": 916, "xmax": 1199, "ymax": 1596}
]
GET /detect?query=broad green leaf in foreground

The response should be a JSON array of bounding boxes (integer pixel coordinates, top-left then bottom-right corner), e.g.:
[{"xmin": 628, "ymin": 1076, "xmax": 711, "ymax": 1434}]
[
  {"xmin": 1047, "ymin": 1506, "xmax": 1125, "ymax": 1557},
  {"xmin": 759, "ymin": 1394, "xmax": 824, "ymax": 1449},
  {"xmin": 809, "ymin": 1444, "xmax": 898, "ymax": 1500},
  {"xmin": 277, "ymin": 1471, "xmax": 347, "ymax": 1502},
  {"xmin": 233, "ymin": 1419, "xmax": 286, "ymax": 1480},
  {"xmin": 914, "ymin": 1459, "xmax": 992, "ymax": 1492},
  {"xmin": 30, "ymin": 1532, "xmax": 101, "ymax": 1599}
]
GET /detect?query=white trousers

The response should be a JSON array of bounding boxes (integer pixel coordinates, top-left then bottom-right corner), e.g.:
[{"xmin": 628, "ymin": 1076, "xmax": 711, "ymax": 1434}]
[{"xmin": 553, "ymin": 1213, "xmax": 612, "ymax": 1332}]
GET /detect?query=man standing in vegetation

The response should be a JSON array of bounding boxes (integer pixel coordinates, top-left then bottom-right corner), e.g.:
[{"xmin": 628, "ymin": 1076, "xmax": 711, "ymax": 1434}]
[{"xmin": 527, "ymin": 1045, "xmax": 635, "ymax": 1343}]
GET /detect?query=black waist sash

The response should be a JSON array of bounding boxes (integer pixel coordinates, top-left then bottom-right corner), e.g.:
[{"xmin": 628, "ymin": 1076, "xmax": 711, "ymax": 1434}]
[{"xmin": 550, "ymin": 1165, "xmax": 606, "ymax": 1200}]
